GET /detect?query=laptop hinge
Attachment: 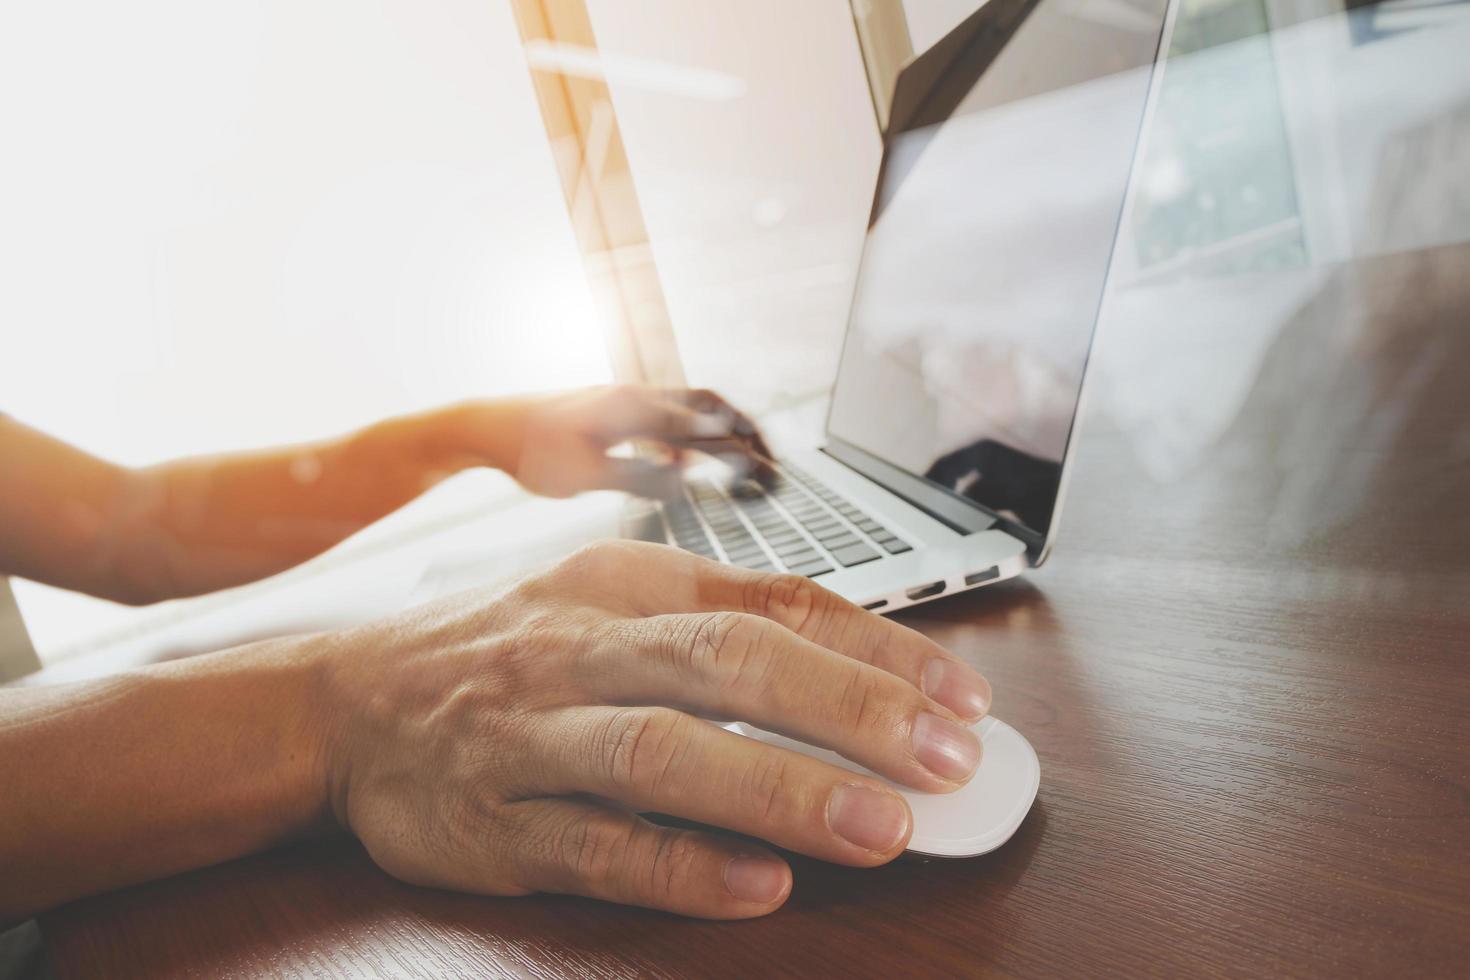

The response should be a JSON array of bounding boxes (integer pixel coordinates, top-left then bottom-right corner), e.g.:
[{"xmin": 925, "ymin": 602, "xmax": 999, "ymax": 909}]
[{"xmin": 819, "ymin": 441, "xmax": 1045, "ymax": 562}]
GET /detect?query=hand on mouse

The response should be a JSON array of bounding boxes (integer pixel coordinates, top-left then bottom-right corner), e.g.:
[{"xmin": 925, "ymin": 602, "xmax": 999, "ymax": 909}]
[
  {"xmin": 445, "ymin": 385, "xmax": 777, "ymax": 500},
  {"xmin": 320, "ymin": 541, "xmax": 991, "ymax": 919}
]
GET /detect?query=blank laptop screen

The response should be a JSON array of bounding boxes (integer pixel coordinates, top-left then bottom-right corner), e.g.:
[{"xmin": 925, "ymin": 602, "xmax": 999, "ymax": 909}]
[{"xmin": 827, "ymin": 0, "xmax": 1168, "ymax": 537}]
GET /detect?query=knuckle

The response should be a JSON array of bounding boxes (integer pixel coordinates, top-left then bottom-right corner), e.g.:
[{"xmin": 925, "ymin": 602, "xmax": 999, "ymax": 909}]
[
  {"xmin": 838, "ymin": 667, "xmax": 894, "ymax": 735},
  {"xmin": 741, "ymin": 573, "xmax": 823, "ymax": 634},
  {"xmin": 561, "ymin": 813, "xmax": 635, "ymax": 885},
  {"xmin": 505, "ymin": 613, "xmax": 562, "ymax": 662},
  {"xmin": 644, "ymin": 831, "xmax": 703, "ymax": 902},
  {"xmin": 557, "ymin": 540, "xmax": 633, "ymax": 582},
  {"xmin": 597, "ymin": 707, "xmax": 687, "ymax": 796},
  {"xmin": 496, "ymin": 613, "xmax": 590, "ymax": 700},
  {"xmin": 742, "ymin": 751, "xmax": 793, "ymax": 824},
  {"xmin": 474, "ymin": 810, "xmax": 535, "ymax": 897},
  {"xmin": 685, "ymin": 611, "xmax": 768, "ymax": 685}
]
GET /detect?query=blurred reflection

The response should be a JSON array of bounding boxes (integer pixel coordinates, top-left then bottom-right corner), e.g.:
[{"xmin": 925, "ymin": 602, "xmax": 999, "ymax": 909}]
[
  {"xmin": 1134, "ymin": 0, "xmax": 1308, "ymax": 276},
  {"xmin": 1098, "ymin": 0, "xmax": 1470, "ymax": 485},
  {"xmin": 830, "ymin": 0, "xmax": 1470, "ymax": 537}
]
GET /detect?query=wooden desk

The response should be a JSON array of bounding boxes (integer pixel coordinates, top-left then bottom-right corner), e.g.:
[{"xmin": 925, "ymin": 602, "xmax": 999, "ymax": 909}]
[{"xmin": 34, "ymin": 240, "xmax": 1470, "ymax": 977}]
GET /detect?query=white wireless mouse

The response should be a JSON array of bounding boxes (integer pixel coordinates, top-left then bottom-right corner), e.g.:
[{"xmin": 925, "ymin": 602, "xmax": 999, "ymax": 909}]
[{"xmin": 732, "ymin": 716, "xmax": 1040, "ymax": 858}]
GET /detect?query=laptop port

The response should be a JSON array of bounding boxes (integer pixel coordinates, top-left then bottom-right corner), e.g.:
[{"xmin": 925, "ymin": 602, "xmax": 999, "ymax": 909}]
[
  {"xmin": 964, "ymin": 567, "xmax": 1000, "ymax": 587},
  {"xmin": 905, "ymin": 581, "xmax": 946, "ymax": 601},
  {"xmin": 861, "ymin": 599, "xmax": 889, "ymax": 611}
]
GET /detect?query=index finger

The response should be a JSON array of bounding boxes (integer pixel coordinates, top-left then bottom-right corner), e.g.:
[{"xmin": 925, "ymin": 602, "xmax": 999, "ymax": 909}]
[
  {"xmin": 604, "ymin": 388, "xmax": 777, "ymax": 488},
  {"xmin": 574, "ymin": 542, "xmax": 991, "ymax": 721},
  {"xmin": 664, "ymin": 388, "xmax": 778, "ymax": 487}
]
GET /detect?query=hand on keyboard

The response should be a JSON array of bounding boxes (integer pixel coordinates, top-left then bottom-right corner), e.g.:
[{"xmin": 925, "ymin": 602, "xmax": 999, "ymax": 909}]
[{"xmin": 460, "ymin": 385, "xmax": 776, "ymax": 500}]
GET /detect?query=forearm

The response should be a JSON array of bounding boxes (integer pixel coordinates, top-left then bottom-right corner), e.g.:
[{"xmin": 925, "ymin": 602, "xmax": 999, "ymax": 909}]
[
  {"xmin": 0, "ymin": 403, "xmax": 523, "ymax": 603},
  {"xmin": 0, "ymin": 634, "xmax": 336, "ymax": 926},
  {"xmin": 129, "ymin": 403, "xmax": 514, "ymax": 598}
]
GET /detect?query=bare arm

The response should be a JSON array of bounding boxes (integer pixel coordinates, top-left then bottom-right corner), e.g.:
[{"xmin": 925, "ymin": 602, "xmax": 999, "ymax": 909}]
[
  {"xmin": 0, "ymin": 408, "xmax": 490, "ymax": 603},
  {"xmin": 0, "ymin": 635, "xmax": 332, "ymax": 927},
  {"xmin": 0, "ymin": 387, "xmax": 772, "ymax": 604}
]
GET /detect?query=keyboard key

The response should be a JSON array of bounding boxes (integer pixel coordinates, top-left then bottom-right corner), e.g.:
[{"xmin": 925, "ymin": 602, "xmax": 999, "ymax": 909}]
[
  {"xmin": 671, "ymin": 468, "xmax": 905, "ymax": 576},
  {"xmin": 820, "ymin": 532, "xmax": 860, "ymax": 549},
  {"xmin": 830, "ymin": 542, "xmax": 881, "ymax": 567},
  {"xmin": 790, "ymin": 559, "xmax": 834, "ymax": 577}
]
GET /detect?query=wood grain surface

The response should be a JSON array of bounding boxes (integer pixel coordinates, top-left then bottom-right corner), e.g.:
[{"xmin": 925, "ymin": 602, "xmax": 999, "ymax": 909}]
[{"xmin": 36, "ymin": 243, "xmax": 1470, "ymax": 976}]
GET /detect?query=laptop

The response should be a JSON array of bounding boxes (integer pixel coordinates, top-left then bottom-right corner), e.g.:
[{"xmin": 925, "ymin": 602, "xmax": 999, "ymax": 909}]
[{"xmin": 638, "ymin": 0, "xmax": 1172, "ymax": 615}]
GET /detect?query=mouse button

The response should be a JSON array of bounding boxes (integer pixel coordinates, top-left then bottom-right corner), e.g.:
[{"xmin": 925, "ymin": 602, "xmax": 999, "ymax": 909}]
[
  {"xmin": 902, "ymin": 719, "xmax": 1040, "ymax": 857},
  {"xmin": 900, "ymin": 767, "xmax": 1010, "ymax": 852}
]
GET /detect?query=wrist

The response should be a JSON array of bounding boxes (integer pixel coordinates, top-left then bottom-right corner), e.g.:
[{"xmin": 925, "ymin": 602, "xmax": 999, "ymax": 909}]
[
  {"xmin": 423, "ymin": 398, "xmax": 536, "ymax": 478},
  {"xmin": 7, "ymin": 633, "xmax": 349, "ymax": 916},
  {"xmin": 289, "ymin": 627, "xmax": 371, "ymax": 834},
  {"xmin": 160, "ymin": 631, "xmax": 347, "ymax": 842},
  {"xmin": 200, "ymin": 633, "xmax": 345, "ymax": 840}
]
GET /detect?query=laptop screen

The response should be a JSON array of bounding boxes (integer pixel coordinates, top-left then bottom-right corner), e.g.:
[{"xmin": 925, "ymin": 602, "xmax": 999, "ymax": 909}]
[{"xmin": 826, "ymin": 0, "xmax": 1168, "ymax": 539}]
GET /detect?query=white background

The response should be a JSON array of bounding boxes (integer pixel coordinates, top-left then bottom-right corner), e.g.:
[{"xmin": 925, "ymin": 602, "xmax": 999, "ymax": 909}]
[{"xmin": 3, "ymin": 1, "xmax": 983, "ymax": 657}]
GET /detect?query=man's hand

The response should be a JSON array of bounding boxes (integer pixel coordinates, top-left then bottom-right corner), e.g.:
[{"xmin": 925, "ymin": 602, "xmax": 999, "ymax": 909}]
[
  {"xmin": 322, "ymin": 541, "xmax": 991, "ymax": 919},
  {"xmin": 458, "ymin": 385, "xmax": 777, "ymax": 499}
]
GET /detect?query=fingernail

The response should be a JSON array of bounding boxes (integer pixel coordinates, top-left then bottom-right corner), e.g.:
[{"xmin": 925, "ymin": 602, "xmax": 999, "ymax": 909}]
[
  {"xmin": 724, "ymin": 855, "xmax": 789, "ymax": 904},
  {"xmin": 921, "ymin": 659, "xmax": 992, "ymax": 720},
  {"xmin": 827, "ymin": 784, "xmax": 910, "ymax": 852},
  {"xmin": 912, "ymin": 712, "xmax": 981, "ymax": 782}
]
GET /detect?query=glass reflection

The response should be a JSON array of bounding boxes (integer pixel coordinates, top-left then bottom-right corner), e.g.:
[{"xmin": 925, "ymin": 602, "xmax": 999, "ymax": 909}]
[{"xmin": 827, "ymin": 0, "xmax": 1470, "ymax": 537}]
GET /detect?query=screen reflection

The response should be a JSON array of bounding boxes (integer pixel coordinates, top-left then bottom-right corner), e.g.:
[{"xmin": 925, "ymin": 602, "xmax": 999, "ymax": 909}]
[{"xmin": 827, "ymin": 0, "xmax": 1168, "ymax": 536}]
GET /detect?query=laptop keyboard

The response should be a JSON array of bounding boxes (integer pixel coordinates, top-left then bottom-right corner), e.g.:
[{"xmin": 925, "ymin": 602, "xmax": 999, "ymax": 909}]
[{"xmin": 662, "ymin": 465, "xmax": 912, "ymax": 578}]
